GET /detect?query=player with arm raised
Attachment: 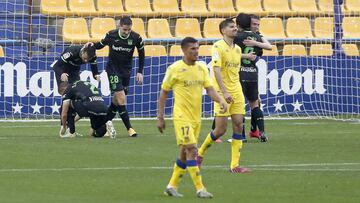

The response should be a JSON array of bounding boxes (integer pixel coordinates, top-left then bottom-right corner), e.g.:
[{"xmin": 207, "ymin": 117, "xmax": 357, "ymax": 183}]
[
  {"xmin": 234, "ymin": 13, "xmax": 269, "ymax": 142},
  {"xmin": 157, "ymin": 37, "xmax": 226, "ymax": 198},
  {"xmin": 196, "ymin": 19, "xmax": 256, "ymax": 173},
  {"xmin": 93, "ymin": 16, "xmax": 145, "ymax": 137},
  {"xmin": 52, "ymin": 44, "xmax": 100, "ymax": 94}
]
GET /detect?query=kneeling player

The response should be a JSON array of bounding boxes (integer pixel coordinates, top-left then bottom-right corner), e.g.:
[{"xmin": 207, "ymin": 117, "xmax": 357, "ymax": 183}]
[{"xmin": 58, "ymin": 81, "xmax": 116, "ymax": 138}]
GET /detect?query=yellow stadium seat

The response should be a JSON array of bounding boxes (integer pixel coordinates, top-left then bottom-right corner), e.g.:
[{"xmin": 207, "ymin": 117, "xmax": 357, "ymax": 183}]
[
  {"xmin": 262, "ymin": 45, "xmax": 279, "ymax": 56},
  {"xmin": 0, "ymin": 45, "xmax": 4, "ymax": 57},
  {"xmin": 91, "ymin": 18, "xmax": 116, "ymax": 41},
  {"xmin": 124, "ymin": 0, "xmax": 154, "ymax": 17},
  {"xmin": 235, "ymin": 0, "xmax": 266, "ymax": 16},
  {"xmin": 314, "ymin": 17, "xmax": 334, "ymax": 38},
  {"xmin": 175, "ymin": 18, "xmax": 202, "ymax": 38},
  {"xmin": 318, "ymin": 0, "xmax": 333, "ymax": 13},
  {"xmin": 145, "ymin": 45, "xmax": 167, "ymax": 56},
  {"xmin": 309, "ymin": 44, "xmax": 333, "ymax": 56},
  {"xmin": 259, "ymin": 18, "xmax": 286, "ymax": 38},
  {"xmin": 263, "ymin": 0, "xmax": 295, "ymax": 16},
  {"xmin": 96, "ymin": 46, "xmax": 109, "ymax": 57},
  {"xmin": 181, "ymin": 0, "xmax": 210, "ymax": 17},
  {"xmin": 345, "ymin": 0, "xmax": 360, "ymax": 13},
  {"xmin": 131, "ymin": 18, "xmax": 146, "ymax": 39},
  {"xmin": 342, "ymin": 44, "xmax": 359, "ymax": 56},
  {"xmin": 282, "ymin": 45, "xmax": 307, "ymax": 56},
  {"xmin": 286, "ymin": 17, "xmax": 313, "ymax": 38},
  {"xmin": 97, "ymin": 0, "xmax": 126, "ymax": 15},
  {"xmin": 153, "ymin": 0, "xmax": 181, "ymax": 16},
  {"xmin": 208, "ymin": 0, "xmax": 237, "ymax": 17},
  {"xmin": 40, "ymin": 0, "xmax": 69, "ymax": 16},
  {"xmin": 147, "ymin": 19, "xmax": 173, "ymax": 38},
  {"xmin": 169, "ymin": 45, "xmax": 184, "ymax": 56},
  {"xmin": 199, "ymin": 45, "xmax": 212, "ymax": 56},
  {"xmin": 68, "ymin": 0, "xmax": 97, "ymax": 16},
  {"xmin": 343, "ymin": 17, "xmax": 360, "ymax": 38},
  {"xmin": 62, "ymin": 18, "xmax": 91, "ymax": 43},
  {"xmin": 290, "ymin": 0, "xmax": 319, "ymax": 16},
  {"xmin": 203, "ymin": 18, "xmax": 224, "ymax": 38}
]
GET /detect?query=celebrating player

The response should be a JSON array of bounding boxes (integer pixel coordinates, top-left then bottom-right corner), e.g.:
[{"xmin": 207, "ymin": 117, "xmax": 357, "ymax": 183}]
[
  {"xmin": 197, "ymin": 19, "xmax": 256, "ymax": 173},
  {"xmin": 235, "ymin": 13, "xmax": 271, "ymax": 142},
  {"xmin": 93, "ymin": 16, "xmax": 145, "ymax": 137},
  {"xmin": 59, "ymin": 81, "xmax": 116, "ymax": 138},
  {"xmin": 157, "ymin": 37, "xmax": 226, "ymax": 198},
  {"xmin": 52, "ymin": 44, "xmax": 100, "ymax": 94}
]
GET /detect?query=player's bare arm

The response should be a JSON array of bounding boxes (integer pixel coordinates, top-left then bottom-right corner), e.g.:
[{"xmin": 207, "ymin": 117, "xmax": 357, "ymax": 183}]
[
  {"xmin": 157, "ymin": 89, "xmax": 168, "ymax": 133},
  {"xmin": 213, "ymin": 66, "xmax": 233, "ymax": 104},
  {"xmin": 243, "ymin": 39, "xmax": 272, "ymax": 50},
  {"xmin": 206, "ymin": 86, "xmax": 227, "ymax": 113},
  {"xmin": 242, "ymin": 53, "xmax": 257, "ymax": 61},
  {"xmin": 261, "ymin": 37, "xmax": 272, "ymax": 50}
]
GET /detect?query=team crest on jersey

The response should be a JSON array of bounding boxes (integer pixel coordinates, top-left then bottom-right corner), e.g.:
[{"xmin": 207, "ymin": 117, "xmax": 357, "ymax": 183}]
[
  {"xmin": 128, "ymin": 39, "xmax": 133, "ymax": 45},
  {"xmin": 62, "ymin": 52, "xmax": 71, "ymax": 59}
]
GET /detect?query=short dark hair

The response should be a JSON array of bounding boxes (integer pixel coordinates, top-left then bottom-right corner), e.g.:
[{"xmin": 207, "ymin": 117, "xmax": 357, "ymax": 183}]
[
  {"xmin": 181, "ymin": 37, "xmax": 198, "ymax": 49},
  {"xmin": 119, "ymin": 16, "xmax": 132, "ymax": 26},
  {"xmin": 249, "ymin": 14, "xmax": 260, "ymax": 20},
  {"xmin": 82, "ymin": 44, "xmax": 96, "ymax": 59},
  {"xmin": 236, "ymin": 13, "xmax": 251, "ymax": 30},
  {"xmin": 219, "ymin": 18, "xmax": 236, "ymax": 34}
]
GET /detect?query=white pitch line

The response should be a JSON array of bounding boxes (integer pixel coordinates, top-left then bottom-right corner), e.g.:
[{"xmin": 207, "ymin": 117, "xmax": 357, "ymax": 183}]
[
  {"xmin": 246, "ymin": 163, "xmax": 360, "ymax": 167},
  {"xmin": 254, "ymin": 168, "xmax": 360, "ymax": 172},
  {"xmin": 0, "ymin": 163, "xmax": 359, "ymax": 173}
]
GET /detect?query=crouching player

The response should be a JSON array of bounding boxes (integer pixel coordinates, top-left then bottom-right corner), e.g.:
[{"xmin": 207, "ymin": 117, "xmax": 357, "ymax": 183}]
[{"xmin": 59, "ymin": 81, "xmax": 116, "ymax": 138}]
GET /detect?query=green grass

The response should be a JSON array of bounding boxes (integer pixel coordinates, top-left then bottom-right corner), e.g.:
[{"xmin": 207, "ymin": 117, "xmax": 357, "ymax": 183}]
[{"xmin": 0, "ymin": 119, "xmax": 359, "ymax": 203}]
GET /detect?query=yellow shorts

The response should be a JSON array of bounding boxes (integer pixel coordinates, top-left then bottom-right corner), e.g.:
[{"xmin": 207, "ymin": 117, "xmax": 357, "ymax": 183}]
[
  {"xmin": 173, "ymin": 120, "xmax": 201, "ymax": 146},
  {"xmin": 214, "ymin": 92, "xmax": 245, "ymax": 116}
]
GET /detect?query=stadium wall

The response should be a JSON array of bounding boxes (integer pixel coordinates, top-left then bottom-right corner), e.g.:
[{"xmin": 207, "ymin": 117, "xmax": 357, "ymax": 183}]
[{"xmin": 0, "ymin": 56, "xmax": 359, "ymax": 119}]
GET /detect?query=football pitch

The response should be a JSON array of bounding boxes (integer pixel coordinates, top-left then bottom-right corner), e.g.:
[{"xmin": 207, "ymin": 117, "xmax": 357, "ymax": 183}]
[{"xmin": 0, "ymin": 119, "xmax": 359, "ymax": 203}]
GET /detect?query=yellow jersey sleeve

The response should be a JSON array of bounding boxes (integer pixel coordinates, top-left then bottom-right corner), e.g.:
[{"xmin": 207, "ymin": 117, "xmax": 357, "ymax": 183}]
[
  {"xmin": 161, "ymin": 66, "xmax": 175, "ymax": 91},
  {"xmin": 211, "ymin": 43, "xmax": 222, "ymax": 68}
]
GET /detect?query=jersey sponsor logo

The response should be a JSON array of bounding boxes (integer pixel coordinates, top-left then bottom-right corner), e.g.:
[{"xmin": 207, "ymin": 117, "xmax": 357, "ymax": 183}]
[
  {"xmin": 88, "ymin": 96, "xmax": 104, "ymax": 102},
  {"xmin": 111, "ymin": 45, "xmax": 132, "ymax": 52},
  {"xmin": 241, "ymin": 66, "xmax": 257, "ymax": 72},
  {"xmin": 183, "ymin": 80, "xmax": 204, "ymax": 87},
  {"xmin": 224, "ymin": 61, "xmax": 240, "ymax": 68}
]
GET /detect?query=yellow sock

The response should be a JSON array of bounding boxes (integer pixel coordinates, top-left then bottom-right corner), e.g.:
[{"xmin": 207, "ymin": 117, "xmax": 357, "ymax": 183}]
[
  {"xmin": 168, "ymin": 159, "xmax": 187, "ymax": 188},
  {"xmin": 198, "ymin": 132, "xmax": 216, "ymax": 157},
  {"xmin": 187, "ymin": 160, "xmax": 204, "ymax": 191},
  {"xmin": 230, "ymin": 137, "xmax": 243, "ymax": 169}
]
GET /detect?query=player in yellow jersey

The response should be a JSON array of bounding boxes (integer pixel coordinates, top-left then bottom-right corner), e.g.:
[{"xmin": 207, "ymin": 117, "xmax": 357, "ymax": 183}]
[
  {"xmin": 197, "ymin": 19, "xmax": 256, "ymax": 173},
  {"xmin": 157, "ymin": 37, "xmax": 227, "ymax": 198}
]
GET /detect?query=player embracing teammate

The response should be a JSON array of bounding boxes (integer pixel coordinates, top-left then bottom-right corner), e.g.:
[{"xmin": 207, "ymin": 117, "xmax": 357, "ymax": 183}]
[{"xmin": 235, "ymin": 13, "xmax": 272, "ymax": 142}]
